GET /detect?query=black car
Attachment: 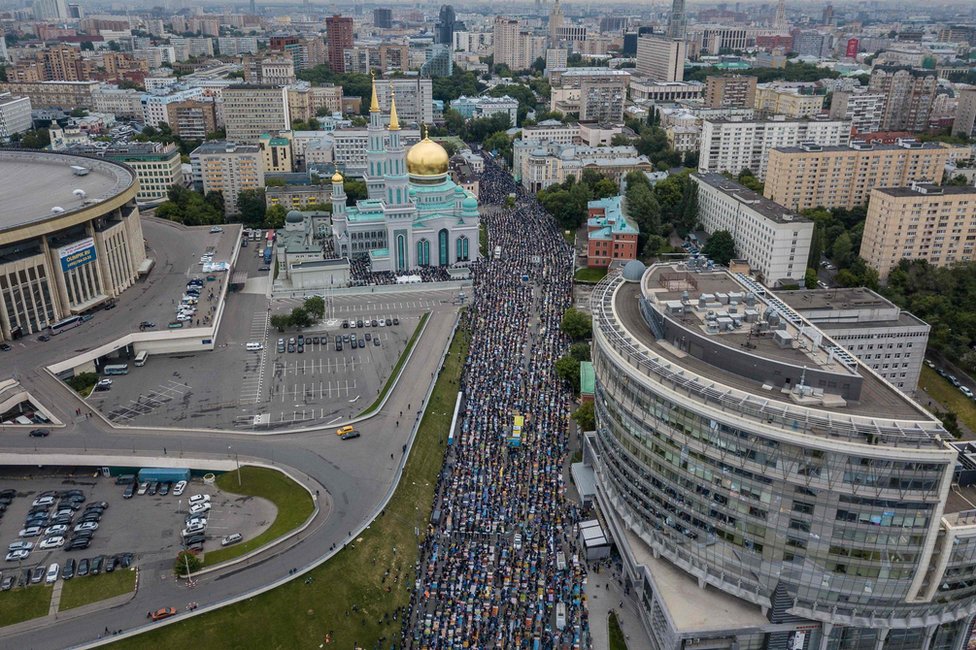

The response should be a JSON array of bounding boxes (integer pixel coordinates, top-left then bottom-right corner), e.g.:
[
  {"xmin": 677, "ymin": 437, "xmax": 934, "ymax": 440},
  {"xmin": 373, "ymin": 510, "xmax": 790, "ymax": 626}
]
[
  {"xmin": 71, "ymin": 530, "xmax": 94, "ymax": 541},
  {"xmin": 296, "ymin": 344, "xmax": 304, "ymax": 354},
  {"xmin": 77, "ymin": 558, "xmax": 90, "ymax": 576},
  {"xmin": 59, "ymin": 490, "xmax": 84, "ymax": 499},
  {"xmin": 312, "ymin": 336, "xmax": 320, "ymax": 345},
  {"xmin": 122, "ymin": 484, "xmax": 135, "ymax": 499},
  {"xmin": 0, "ymin": 343, "xmax": 11, "ymax": 351},
  {"xmin": 146, "ymin": 481, "xmax": 158, "ymax": 496},
  {"xmin": 159, "ymin": 482, "xmax": 170, "ymax": 496},
  {"xmin": 37, "ymin": 335, "xmax": 50, "ymax": 343},
  {"xmin": 371, "ymin": 319, "xmax": 378, "ymax": 327},
  {"xmin": 297, "ymin": 335, "xmax": 304, "ymax": 344},
  {"xmin": 341, "ymin": 430, "xmax": 361, "ymax": 440},
  {"xmin": 91, "ymin": 555, "xmax": 104, "ymax": 575},
  {"xmin": 29, "ymin": 428, "xmax": 50, "ymax": 437},
  {"xmin": 86, "ymin": 501, "xmax": 108, "ymax": 510},
  {"xmin": 105, "ymin": 556, "xmax": 117, "ymax": 573},
  {"xmin": 66, "ymin": 540, "xmax": 90, "ymax": 552},
  {"xmin": 114, "ymin": 475, "xmax": 135, "ymax": 486},
  {"xmin": 0, "ymin": 489, "xmax": 15, "ymax": 498},
  {"xmin": 62, "ymin": 558, "xmax": 75, "ymax": 580},
  {"xmin": 336, "ymin": 342, "xmax": 342, "ymax": 352},
  {"xmin": 356, "ymin": 320, "xmax": 363, "ymax": 328},
  {"xmin": 364, "ymin": 332, "xmax": 371, "ymax": 341},
  {"xmin": 373, "ymin": 338, "xmax": 381, "ymax": 347},
  {"xmin": 183, "ymin": 533, "xmax": 206, "ymax": 547},
  {"xmin": 287, "ymin": 344, "xmax": 295, "ymax": 353},
  {"xmin": 392, "ymin": 318, "xmax": 399, "ymax": 326},
  {"xmin": 117, "ymin": 553, "xmax": 133, "ymax": 569},
  {"xmin": 18, "ymin": 568, "xmax": 30, "ymax": 587}
]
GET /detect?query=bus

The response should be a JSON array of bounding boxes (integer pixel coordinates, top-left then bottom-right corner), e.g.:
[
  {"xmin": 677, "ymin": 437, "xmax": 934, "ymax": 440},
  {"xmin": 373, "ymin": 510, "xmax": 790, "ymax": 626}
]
[
  {"xmin": 134, "ymin": 351, "xmax": 149, "ymax": 367},
  {"xmin": 103, "ymin": 364, "xmax": 129, "ymax": 375},
  {"xmin": 509, "ymin": 413, "xmax": 524, "ymax": 448},
  {"xmin": 555, "ymin": 602, "xmax": 566, "ymax": 631},
  {"xmin": 494, "ymin": 245, "xmax": 502, "ymax": 260},
  {"xmin": 49, "ymin": 315, "xmax": 82, "ymax": 335}
]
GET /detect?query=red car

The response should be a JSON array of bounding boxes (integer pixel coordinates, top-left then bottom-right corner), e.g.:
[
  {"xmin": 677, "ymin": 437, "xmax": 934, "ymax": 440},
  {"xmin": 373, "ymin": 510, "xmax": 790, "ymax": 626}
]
[{"xmin": 148, "ymin": 607, "xmax": 177, "ymax": 621}]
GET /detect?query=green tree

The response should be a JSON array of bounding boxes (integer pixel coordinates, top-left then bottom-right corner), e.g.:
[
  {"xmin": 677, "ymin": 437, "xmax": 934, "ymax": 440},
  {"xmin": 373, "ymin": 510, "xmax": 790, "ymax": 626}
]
[
  {"xmin": 264, "ymin": 204, "xmax": 287, "ymax": 229},
  {"xmin": 572, "ymin": 402, "xmax": 595, "ymax": 432},
  {"xmin": 204, "ymin": 190, "xmax": 224, "ymax": 214},
  {"xmin": 702, "ymin": 230, "xmax": 736, "ymax": 266},
  {"xmin": 555, "ymin": 355, "xmax": 582, "ymax": 391},
  {"xmin": 831, "ymin": 232, "xmax": 853, "ymax": 268},
  {"xmin": 270, "ymin": 314, "xmax": 290, "ymax": 332},
  {"xmin": 560, "ymin": 307, "xmax": 592, "ymax": 340},
  {"xmin": 569, "ymin": 342, "xmax": 591, "ymax": 362},
  {"xmin": 625, "ymin": 180, "xmax": 662, "ymax": 250},
  {"xmin": 736, "ymin": 169, "xmax": 763, "ymax": 193},
  {"xmin": 289, "ymin": 307, "xmax": 313, "ymax": 328},
  {"xmin": 303, "ymin": 296, "xmax": 326, "ymax": 320},
  {"xmin": 174, "ymin": 551, "xmax": 202, "ymax": 577},
  {"xmin": 344, "ymin": 179, "xmax": 368, "ymax": 202},
  {"xmin": 483, "ymin": 131, "xmax": 514, "ymax": 165},
  {"xmin": 237, "ymin": 189, "xmax": 267, "ymax": 226},
  {"xmin": 643, "ymin": 234, "xmax": 669, "ymax": 259},
  {"xmin": 17, "ymin": 128, "xmax": 50, "ymax": 149},
  {"xmin": 804, "ymin": 268, "xmax": 818, "ymax": 289}
]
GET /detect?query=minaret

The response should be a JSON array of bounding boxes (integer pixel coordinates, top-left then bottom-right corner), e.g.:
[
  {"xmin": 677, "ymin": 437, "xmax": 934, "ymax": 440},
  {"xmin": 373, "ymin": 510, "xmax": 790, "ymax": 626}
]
[
  {"xmin": 774, "ymin": 0, "xmax": 787, "ymax": 30},
  {"xmin": 330, "ymin": 171, "xmax": 348, "ymax": 257},
  {"xmin": 666, "ymin": 0, "xmax": 687, "ymax": 40},
  {"xmin": 384, "ymin": 87, "xmax": 410, "ymax": 209},
  {"xmin": 365, "ymin": 72, "xmax": 387, "ymax": 201}
]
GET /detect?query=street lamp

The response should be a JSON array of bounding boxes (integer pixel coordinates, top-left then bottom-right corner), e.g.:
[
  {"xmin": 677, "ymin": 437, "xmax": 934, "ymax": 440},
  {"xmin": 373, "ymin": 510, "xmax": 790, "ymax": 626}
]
[{"xmin": 229, "ymin": 445, "xmax": 241, "ymax": 486}]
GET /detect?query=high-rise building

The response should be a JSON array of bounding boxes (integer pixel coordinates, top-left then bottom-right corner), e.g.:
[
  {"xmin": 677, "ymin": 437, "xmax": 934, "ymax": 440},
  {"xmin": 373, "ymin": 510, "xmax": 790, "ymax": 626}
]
[
  {"xmin": 692, "ymin": 172, "xmax": 812, "ymax": 284},
  {"xmin": 952, "ymin": 86, "xmax": 976, "ymax": 138},
  {"xmin": 222, "ymin": 85, "xmax": 291, "ymax": 145},
  {"xmin": 190, "ymin": 141, "xmax": 265, "ymax": 215},
  {"xmin": 0, "ymin": 92, "xmax": 32, "ymax": 138},
  {"xmin": 373, "ymin": 78, "xmax": 434, "ymax": 126},
  {"xmin": 32, "ymin": 0, "xmax": 67, "ymax": 21},
  {"xmin": 0, "ymin": 36, "xmax": 8, "ymax": 64},
  {"xmin": 763, "ymin": 140, "xmax": 968, "ymax": 211},
  {"xmin": 548, "ymin": 68, "xmax": 630, "ymax": 120},
  {"xmin": 754, "ymin": 86, "xmax": 825, "ymax": 118},
  {"xmin": 773, "ymin": 0, "xmax": 787, "ymax": 29},
  {"xmin": 548, "ymin": 0, "xmax": 564, "ymax": 46},
  {"xmin": 635, "ymin": 36, "xmax": 686, "ymax": 81},
  {"xmin": 868, "ymin": 66, "xmax": 939, "ymax": 132},
  {"xmin": 373, "ymin": 8, "xmax": 392, "ymax": 29},
  {"xmin": 436, "ymin": 5, "xmax": 462, "ymax": 45},
  {"xmin": 666, "ymin": 0, "xmax": 687, "ymax": 40},
  {"xmin": 493, "ymin": 16, "xmax": 547, "ymax": 72},
  {"xmin": 861, "ymin": 184, "xmax": 976, "ymax": 280},
  {"xmin": 249, "ymin": 0, "xmax": 256, "ymax": 15},
  {"xmin": 828, "ymin": 91, "xmax": 885, "ymax": 133},
  {"xmin": 326, "ymin": 15, "xmax": 354, "ymax": 73},
  {"xmin": 141, "ymin": 87, "xmax": 206, "ymax": 128},
  {"xmin": 587, "ymin": 259, "xmax": 976, "ymax": 650},
  {"xmin": 165, "ymin": 99, "xmax": 219, "ymax": 140},
  {"xmin": 698, "ymin": 117, "xmax": 850, "ymax": 179},
  {"xmin": 0, "ymin": 80, "xmax": 99, "ymax": 109},
  {"xmin": 68, "ymin": 142, "xmax": 183, "ymax": 203},
  {"xmin": 703, "ymin": 75, "xmax": 757, "ymax": 109}
]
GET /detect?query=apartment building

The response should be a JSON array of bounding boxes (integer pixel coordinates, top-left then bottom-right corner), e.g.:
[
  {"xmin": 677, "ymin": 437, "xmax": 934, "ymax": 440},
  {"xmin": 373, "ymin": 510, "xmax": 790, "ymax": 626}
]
[
  {"xmin": 781, "ymin": 288, "xmax": 930, "ymax": 393},
  {"xmin": 635, "ymin": 35, "xmax": 685, "ymax": 82},
  {"xmin": 373, "ymin": 78, "xmax": 434, "ymax": 126},
  {"xmin": 0, "ymin": 80, "xmax": 99, "ymax": 109},
  {"xmin": 141, "ymin": 87, "xmax": 205, "ymax": 128},
  {"xmin": 548, "ymin": 68, "xmax": 630, "ymax": 122},
  {"xmin": 217, "ymin": 36, "xmax": 259, "ymax": 56},
  {"xmin": 754, "ymin": 86, "xmax": 824, "ymax": 118},
  {"xmin": 243, "ymin": 56, "xmax": 296, "ymax": 86},
  {"xmin": 703, "ymin": 75, "xmax": 757, "ymax": 109},
  {"xmin": 698, "ymin": 117, "xmax": 851, "ymax": 180},
  {"xmin": 860, "ymin": 184, "xmax": 976, "ymax": 280},
  {"xmin": 764, "ymin": 140, "xmax": 968, "ymax": 211},
  {"xmin": 92, "ymin": 86, "xmax": 143, "ymax": 118},
  {"xmin": 692, "ymin": 172, "xmax": 812, "ymax": 284},
  {"xmin": 165, "ymin": 99, "xmax": 218, "ymax": 139},
  {"xmin": 451, "ymin": 95, "xmax": 519, "ymax": 127},
  {"xmin": 326, "ymin": 15, "xmax": 354, "ymax": 73},
  {"xmin": 329, "ymin": 128, "xmax": 421, "ymax": 176},
  {"xmin": 0, "ymin": 92, "xmax": 32, "ymax": 138},
  {"xmin": 828, "ymin": 91, "xmax": 886, "ymax": 134},
  {"xmin": 493, "ymin": 16, "xmax": 547, "ymax": 71},
  {"xmin": 285, "ymin": 83, "xmax": 343, "ymax": 123},
  {"xmin": 868, "ymin": 66, "xmax": 938, "ymax": 132},
  {"xmin": 222, "ymin": 85, "xmax": 290, "ymax": 145},
  {"xmin": 953, "ymin": 86, "xmax": 976, "ymax": 138},
  {"xmin": 258, "ymin": 132, "xmax": 293, "ymax": 173},
  {"xmin": 67, "ymin": 142, "xmax": 184, "ymax": 203},
  {"xmin": 190, "ymin": 141, "xmax": 265, "ymax": 215},
  {"xmin": 514, "ymin": 142, "xmax": 652, "ymax": 192}
]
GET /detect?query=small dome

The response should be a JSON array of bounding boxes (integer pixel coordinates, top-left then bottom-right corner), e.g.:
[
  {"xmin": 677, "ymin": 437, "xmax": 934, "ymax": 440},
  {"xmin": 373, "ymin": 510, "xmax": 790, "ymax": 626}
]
[
  {"xmin": 406, "ymin": 138, "xmax": 449, "ymax": 176},
  {"xmin": 622, "ymin": 260, "xmax": 646, "ymax": 283},
  {"xmin": 462, "ymin": 196, "xmax": 478, "ymax": 210},
  {"xmin": 454, "ymin": 185, "xmax": 466, "ymax": 194},
  {"xmin": 286, "ymin": 210, "xmax": 304, "ymax": 224},
  {"xmin": 332, "ymin": 171, "xmax": 343, "ymax": 183}
]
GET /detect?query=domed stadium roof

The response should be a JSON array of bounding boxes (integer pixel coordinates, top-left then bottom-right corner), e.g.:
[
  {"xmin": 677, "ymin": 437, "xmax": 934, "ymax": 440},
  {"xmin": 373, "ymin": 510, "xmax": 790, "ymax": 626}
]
[{"xmin": 622, "ymin": 259, "xmax": 646, "ymax": 283}]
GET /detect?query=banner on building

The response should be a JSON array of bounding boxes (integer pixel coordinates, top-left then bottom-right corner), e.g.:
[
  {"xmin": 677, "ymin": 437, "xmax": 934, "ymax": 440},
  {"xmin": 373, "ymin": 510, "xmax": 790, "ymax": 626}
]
[{"xmin": 59, "ymin": 237, "xmax": 97, "ymax": 273}]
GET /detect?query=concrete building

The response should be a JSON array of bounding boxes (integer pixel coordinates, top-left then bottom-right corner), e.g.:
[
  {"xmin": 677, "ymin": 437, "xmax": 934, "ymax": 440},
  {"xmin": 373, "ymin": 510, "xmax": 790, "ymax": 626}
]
[
  {"xmin": 258, "ymin": 132, "xmax": 293, "ymax": 173},
  {"xmin": 635, "ymin": 36, "xmax": 686, "ymax": 82},
  {"xmin": 373, "ymin": 8, "xmax": 392, "ymax": 29},
  {"xmin": 692, "ymin": 172, "xmax": 812, "ymax": 285},
  {"xmin": 373, "ymin": 78, "xmax": 434, "ymax": 126},
  {"xmin": 860, "ymin": 184, "xmax": 976, "ymax": 280},
  {"xmin": 586, "ymin": 260, "xmax": 976, "ymax": 650},
  {"xmin": 781, "ymin": 288, "xmax": 930, "ymax": 393},
  {"xmin": 217, "ymin": 36, "xmax": 259, "ymax": 56},
  {"xmin": 243, "ymin": 56, "xmax": 296, "ymax": 86},
  {"xmin": 953, "ymin": 86, "xmax": 976, "ymax": 138},
  {"xmin": 329, "ymin": 127, "xmax": 421, "ymax": 177},
  {"xmin": 0, "ymin": 80, "xmax": 99, "ymax": 110},
  {"xmin": 703, "ymin": 75, "xmax": 757, "ymax": 109},
  {"xmin": 266, "ymin": 184, "xmax": 332, "ymax": 211},
  {"xmin": 493, "ymin": 16, "xmax": 547, "ymax": 71},
  {"xmin": 68, "ymin": 142, "xmax": 183, "ymax": 204},
  {"xmin": 699, "ymin": 117, "xmax": 851, "ymax": 180},
  {"xmin": 549, "ymin": 68, "xmax": 630, "ymax": 121},
  {"xmin": 92, "ymin": 86, "xmax": 143, "ymax": 119},
  {"xmin": 585, "ymin": 195, "xmax": 639, "ymax": 268},
  {"xmin": 190, "ymin": 141, "xmax": 265, "ymax": 215},
  {"xmin": 829, "ymin": 91, "xmax": 886, "ymax": 134},
  {"xmin": 0, "ymin": 92, "xmax": 32, "ymax": 139},
  {"xmin": 628, "ymin": 80, "xmax": 703, "ymax": 103},
  {"xmin": 140, "ymin": 87, "xmax": 205, "ymax": 129},
  {"xmin": 326, "ymin": 15, "xmax": 354, "ymax": 73},
  {"xmin": 222, "ymin": 85, "xmax": 290, "ymax": 146},
  {"xmin": 165, "ymin": 99, "xmax": 218, "ymax": 140},
  {"xmin": 764, "ymin": 140, "xmax": 968, "ymax": 211},
  {"xmin": 514, "ymin": 141, "xmax": 652, "ymax": 192},
  {"xmin": 451, "ymin": 95, "xmax": 519, "ymax": 127},
  {"xmin": 868, "ymin": 66, "xmax": 939, "ymax": 132},
  {"xmin": 0, "ymin": 151, "xmax": 145, "ymax": 341},
  {"xmin": 754, "ymin": 86, "xmax": 825, "ymax": 118}
]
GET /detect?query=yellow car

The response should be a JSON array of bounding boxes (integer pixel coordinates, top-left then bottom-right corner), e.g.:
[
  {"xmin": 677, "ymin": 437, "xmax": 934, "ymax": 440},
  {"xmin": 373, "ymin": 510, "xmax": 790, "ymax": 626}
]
[{"xmin": 336, "ymin": 425, "xmax": 355, "ymax": 436}]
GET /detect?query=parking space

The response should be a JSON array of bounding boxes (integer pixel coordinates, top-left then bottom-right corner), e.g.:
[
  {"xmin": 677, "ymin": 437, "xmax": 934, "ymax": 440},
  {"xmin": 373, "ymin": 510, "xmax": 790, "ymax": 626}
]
[{"xmin": 0, "ymin": 470, "xmax": 274, "ymax": 590}]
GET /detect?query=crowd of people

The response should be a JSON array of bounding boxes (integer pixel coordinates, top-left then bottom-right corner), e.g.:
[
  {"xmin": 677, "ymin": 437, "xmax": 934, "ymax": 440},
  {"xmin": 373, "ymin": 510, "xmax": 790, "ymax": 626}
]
[
  {"xmin": 402, "ymin": 155, "xmax": 590, "ymax": 648},
  {"xmin": 349, "ymin": 258, "xmax": 453, "ymax": 286}
]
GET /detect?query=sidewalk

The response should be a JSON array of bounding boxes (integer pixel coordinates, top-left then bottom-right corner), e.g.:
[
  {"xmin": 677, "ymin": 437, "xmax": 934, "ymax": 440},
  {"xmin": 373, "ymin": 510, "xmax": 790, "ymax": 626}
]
[{"xmin": 584, "ymin": 562, "xmax": 650, "ymax": 650}]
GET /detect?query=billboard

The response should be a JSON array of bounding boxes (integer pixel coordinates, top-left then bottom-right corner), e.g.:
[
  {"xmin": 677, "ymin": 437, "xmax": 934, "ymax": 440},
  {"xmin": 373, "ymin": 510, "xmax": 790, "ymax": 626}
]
[
  {"xmin": 59, "ymin": 237, "xmax": 97, "ymax": 273},
  {"xmin": 846, "ymin": 38, "xmax": 859, "ymax": 59}
]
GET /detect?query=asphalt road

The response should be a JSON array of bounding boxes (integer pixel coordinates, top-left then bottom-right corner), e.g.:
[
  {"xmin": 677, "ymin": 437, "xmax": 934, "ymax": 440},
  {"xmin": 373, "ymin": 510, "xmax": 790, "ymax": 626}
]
[{"xmin": 0, "ymin": 220, "xmax": 463, "ymax": 648}]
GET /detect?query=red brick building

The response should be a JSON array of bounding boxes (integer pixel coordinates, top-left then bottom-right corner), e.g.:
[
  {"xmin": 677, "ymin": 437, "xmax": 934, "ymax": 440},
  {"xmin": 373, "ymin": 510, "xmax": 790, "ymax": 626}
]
[{"xmin": 585, "ymin": 195, "xmax": 639, "ymax": 268}]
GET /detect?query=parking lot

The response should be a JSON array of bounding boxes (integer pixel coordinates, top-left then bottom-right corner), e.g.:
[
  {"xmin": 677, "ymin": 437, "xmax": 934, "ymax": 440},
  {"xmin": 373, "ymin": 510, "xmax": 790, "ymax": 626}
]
[{"xmin": 0, "ymin": 469, "xmax": 275, "ymax": 591}]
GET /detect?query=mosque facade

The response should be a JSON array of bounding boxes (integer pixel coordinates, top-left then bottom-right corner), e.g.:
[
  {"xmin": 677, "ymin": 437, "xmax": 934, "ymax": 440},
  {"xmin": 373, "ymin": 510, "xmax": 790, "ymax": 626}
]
[{"xmin": 330, "ymin": 79, "xmax": 481, "ymax": 273}]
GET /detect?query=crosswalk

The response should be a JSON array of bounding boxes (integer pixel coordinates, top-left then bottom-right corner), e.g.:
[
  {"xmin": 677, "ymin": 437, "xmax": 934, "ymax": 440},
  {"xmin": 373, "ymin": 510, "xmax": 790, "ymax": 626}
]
[
  {"xmin": 239, "ymin": 312, "xmax": 269, "ymax": 404},
  {"xmin": 271, "ymin": 296, "xmax": 441, "ymax": 315}
]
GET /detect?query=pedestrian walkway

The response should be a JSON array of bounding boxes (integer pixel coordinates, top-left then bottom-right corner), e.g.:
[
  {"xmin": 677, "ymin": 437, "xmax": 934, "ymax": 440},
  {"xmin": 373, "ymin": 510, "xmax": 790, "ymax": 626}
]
[
  {"xmin": 585, "ymin": 562, "xmax": 651, "ymax": 650},
  {"xmin": 49, "ymin": 580, "xmax": 63, "ymax": 615}
]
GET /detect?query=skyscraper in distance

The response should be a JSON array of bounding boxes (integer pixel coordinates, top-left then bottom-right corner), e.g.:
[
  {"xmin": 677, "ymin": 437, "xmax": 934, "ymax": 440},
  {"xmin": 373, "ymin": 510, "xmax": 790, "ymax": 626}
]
[
  {"xmin": 326, "ymin": 14, "xmax": 354, "ymax": 73},
  {"xmin": 436, "ymin": 5, "xmax": 462, "ymax": 46},
  {"xmin": 666, "ymin": 0, "xmax": 687, "ymax": 40}
]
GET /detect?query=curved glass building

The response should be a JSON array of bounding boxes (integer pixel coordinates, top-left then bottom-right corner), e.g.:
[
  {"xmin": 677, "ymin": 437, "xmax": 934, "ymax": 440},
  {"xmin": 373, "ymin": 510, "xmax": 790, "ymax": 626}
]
[{"xmin": 587, "ymin": 262, "xmax": 976, "ymax": 650}]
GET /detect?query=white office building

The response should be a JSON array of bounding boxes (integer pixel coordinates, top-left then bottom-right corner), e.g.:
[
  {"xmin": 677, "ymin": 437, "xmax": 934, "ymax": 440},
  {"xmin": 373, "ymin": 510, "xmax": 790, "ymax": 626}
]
[
  {"xmin": 0, "ymin": 92, "xmax": 32, "ymax": 138},
  {"xmin": 141, "ymin": 87, "xmax": 205, "ymax": 128}
]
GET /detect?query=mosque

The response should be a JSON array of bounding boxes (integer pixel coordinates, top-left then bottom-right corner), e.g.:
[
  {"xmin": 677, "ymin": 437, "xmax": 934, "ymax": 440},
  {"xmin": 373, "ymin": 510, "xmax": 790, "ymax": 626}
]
[{"xmin": 329, "ymin": 78, "xmax": 481, "ymax": 273}]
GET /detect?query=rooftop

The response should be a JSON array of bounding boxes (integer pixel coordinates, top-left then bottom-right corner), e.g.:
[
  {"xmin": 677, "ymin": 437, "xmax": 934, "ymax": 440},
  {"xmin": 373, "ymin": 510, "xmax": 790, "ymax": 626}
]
[
  {"xmin": 773, "ymin": 141, "xmax": 950, "ymax": 154},
  {"xmin": 191, "ymin": 141, "xmax": 260, "ymax": 155},
  {"xmin": 780, "ymin": 287, "xmax": 897, "ymax": 313},
  {"xmin": 874, "ymin": 184, "xmax": 976, "ymax": 198},
  {"xmin": 693, "ymin": 173, "xmax": 808, "ymax": 225},
  {"xmin": 0, "ymin": 151, "xmax": 135, "ymax": 234}
]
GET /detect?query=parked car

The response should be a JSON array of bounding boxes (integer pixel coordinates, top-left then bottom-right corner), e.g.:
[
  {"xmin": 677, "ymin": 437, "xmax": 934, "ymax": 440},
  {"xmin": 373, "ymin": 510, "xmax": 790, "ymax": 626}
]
[
  {"xmin": 188, "ymin": 494, "xmax": 211, "ymax": 505},
  {"xmin": 32, "ymin": 496, "xmax": 55, "ymax": 507},
  {"xmin": 44, "ymin": 524, "xmax": 68, "ymax": 536},
  {"xmin": 45, "ymin": 562, "xmax": 59, "ymax": 583},
  {"xmin": 30, "ymin": 565, "xmax": 44, "ymax": 583},
  {"xmin": 182, "ymin": 524, "xmax": 206, "ymax": 537},
  {"xmin": 39, "ymin": 536, "xmax": 65, "ymax": 550},
  {"xmin": 62, "ymin": 558, "xmax": 75, "ymax": 580},
  {"xmin": 19, "ymin": 526, "xmax": 42, "ymax": 538},
  {"xmin": 221, "ymin": 533, "xmax": 243, "ymax": 547},
  {"xmin": 1, "ymin": 575, "xmax": 14, "ymax": 590},
  {"xmin": 189, "ymin": 502, "xmax": 211, "ymax": 515},
  {"xmin": 5, "ymin": 550, "xmax": 30, "ymax": 562},
  {"xmin": 173, "ymin": 480, "xmax": 187, "ymax": 496},
  {"xmin": 123, "ymin": 484, "xmax": 135, "ymax": 499},
  {"xmin": 137, "ymin": 482, "xmax": 149, "ymax": 495},
  {"xmin": 7, "ymin": 541, "xmax": 32, "ymax": 552},
  {"xmin": 90, "ymin": 555, "xmax": 104, "ymax": 575},
  {"xmin": 73, "ymin": 522, "xmax": 98, "ymax": 533},
  {"xmin": 159, "ymin": 482, "xmax": 171, "ymax": 496},
  {"xmin": 77, "ymin": 558, "xmax": 90, "ymax": 576}
]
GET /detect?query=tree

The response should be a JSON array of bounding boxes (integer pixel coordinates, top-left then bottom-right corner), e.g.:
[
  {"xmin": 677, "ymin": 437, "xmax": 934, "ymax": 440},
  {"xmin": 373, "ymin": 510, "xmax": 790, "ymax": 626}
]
[
  {"xmin": 643, "ymin": 234, "xmax": 668, "ymax": 259},
  {"xmin": 569, "ymin": 342, "xmax": 591, "ymax": 362},
  {"xmin": 344, "ymin": 179, "xmax": 368, "ymax": 202},
  {"xmin": 17, "ymin": 128, "xmax": 50, "ymax": 149},
  {"xmin": 736, "ymin": 169, "xmax": 763, "ymax": 193},
  {"xmin": 303, "ymin": 296, "xmax": 326, "ymax": 320},
  {"xmin": 289, "ymin": 307, "xmax": 313, "ymax": 328},
  {"xmin": 270, "ymin": 314, "xmax": 290, "ymax": 332},
  {"xmin": 702, "ymin": 230, "xmax": 736, "ymax": 266},
  {"xmin": 264, "ymin": 204, "xmax": 287, "ymax": 229},
  {"xmin": 237, "ymin": 189, "xmax": 267, "ymax": 226},
  {"xmin": 560, "ymin": 307, "xmax": 592, "ymax": 340},
  {"xmin": 483, "ymin": 131, "xmax": 514, "ymax": 165},
  {"xmin": 555, "ymin": 355, "xmax": 582, "ymax": 390},
  {"xmin": 174, "ymin": 551, "xmax": 202, "ymax": 577},
  {"xmin": 804, "ymin": 268, "xmax": 818, "ymax": 289},
  {"xmin": 625, "ymin": 180, "xmax": 662, "ymax": 250},
  {"xmin": 572, "ymin": 402, "xmax": 595, "ymax": 432},
  {"xmin": 831, "ymin": 232, "xmax": 853, "ymax": 268},
  {"xmin": 204, "ymin": 190, "xmax": 224, "ymax": 214}
]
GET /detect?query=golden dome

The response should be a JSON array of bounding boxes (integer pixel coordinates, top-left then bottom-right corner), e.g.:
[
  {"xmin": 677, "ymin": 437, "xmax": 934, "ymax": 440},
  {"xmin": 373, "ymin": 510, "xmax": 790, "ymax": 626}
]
[
  {"xmin": 406, "ymin": 138, "xmax": 449, "ymax": 176},
  {"xmin": 331, "ymin": 171, "xmax": 344, "ymax": 183}
]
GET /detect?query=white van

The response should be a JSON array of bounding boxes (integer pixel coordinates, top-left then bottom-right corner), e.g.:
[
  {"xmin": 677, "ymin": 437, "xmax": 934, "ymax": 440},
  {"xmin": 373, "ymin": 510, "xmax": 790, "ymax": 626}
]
[
  {"xmin": 245, "ymin": 342, "xmax": 263, "ymax": 351},
  {"xmin": 134, "ymin": 350, "xmax": 149, "ymax": 367}
]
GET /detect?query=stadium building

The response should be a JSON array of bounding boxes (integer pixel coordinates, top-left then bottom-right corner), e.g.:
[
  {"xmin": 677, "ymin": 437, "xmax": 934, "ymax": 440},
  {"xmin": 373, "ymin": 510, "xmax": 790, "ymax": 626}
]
[{"xmin": 0, "ymin": 151, "xmax": 145, "ymax": 341}]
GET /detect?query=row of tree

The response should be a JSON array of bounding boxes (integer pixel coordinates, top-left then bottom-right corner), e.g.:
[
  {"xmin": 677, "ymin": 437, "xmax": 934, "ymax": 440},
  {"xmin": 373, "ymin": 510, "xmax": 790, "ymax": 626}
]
[{"xmin": 270, "ymin": 296, "xmax": 327, "ymax": 332}]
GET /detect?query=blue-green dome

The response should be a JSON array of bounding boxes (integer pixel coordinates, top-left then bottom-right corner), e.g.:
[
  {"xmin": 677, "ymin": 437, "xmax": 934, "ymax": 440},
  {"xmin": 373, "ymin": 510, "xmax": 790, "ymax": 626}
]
[
  {"xmin": 462, "ymin": 196, "xmax": 478, "ymax": 210},
  {"xmin": 454, "ymin": 186, "xmax": 466, "ymax": 194},
  {"xmin": 286, "ymin": 210, "xmax": 303, "ymax": 223}
]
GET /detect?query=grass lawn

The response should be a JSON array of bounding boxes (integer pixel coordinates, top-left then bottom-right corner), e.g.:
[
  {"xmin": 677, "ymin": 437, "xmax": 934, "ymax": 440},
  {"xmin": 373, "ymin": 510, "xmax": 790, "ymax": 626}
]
[
  {"xmin": 574, "ymin": 267, "xmax": 608, "ymax": 283},
  {"xmin": 0, "ymin": 586, "xmax": 52, "ymax": 626},
  {"xmin": 357, "ymin": 312, "xmax": 429, "ymax": 418},
  {"xmin": 563, "ymin": 229, "xmax": 576, "ymax": 245},
  {"xmin": 113, "ymin": 323, "xmax": 471, "ymax": 650},
  {"xmin": 920, "ymin": 366, "xmax": 976, "ymax": 433},
  {"xmin": 608, "ymin": 611, "xmax": 628, "ymax": 650},
  {"xmin": 59, "ymin": 569, "xmax": 136, "ymax": 611},
  {"xmin": 201, "ymin": 466, "xmax": 315, "ymax": 567}
]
